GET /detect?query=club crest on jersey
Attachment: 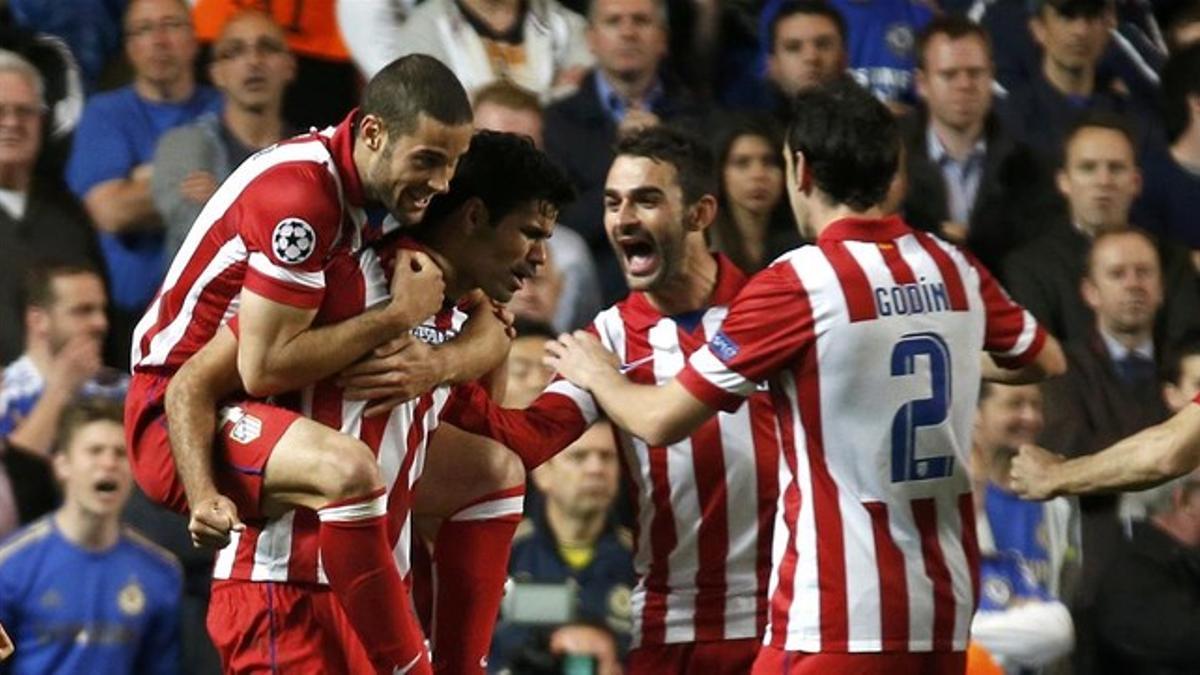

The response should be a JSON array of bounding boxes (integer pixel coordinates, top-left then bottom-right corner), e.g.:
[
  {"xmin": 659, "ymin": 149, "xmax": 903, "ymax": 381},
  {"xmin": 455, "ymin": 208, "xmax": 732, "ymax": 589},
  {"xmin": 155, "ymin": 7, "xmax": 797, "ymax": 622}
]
[
  {"xmin": 272, "ymin": 218, "xmax": 316, "ymax": 265},
  {"xmin": 710, "ymin": 331, "xmax": 740, "ymax": 363},
  {"xmin": 118, "ymin": 578, "xmax": 146, "ymax": 616}
]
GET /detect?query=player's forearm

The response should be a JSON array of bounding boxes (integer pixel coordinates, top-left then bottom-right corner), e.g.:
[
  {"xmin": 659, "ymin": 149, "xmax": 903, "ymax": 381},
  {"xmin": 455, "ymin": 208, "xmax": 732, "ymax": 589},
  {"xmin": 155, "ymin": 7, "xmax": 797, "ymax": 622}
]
[
  {"xmin": 166, "ymin": 351, "xmax": 241, "ymax": 506},
  {"xmin": 243, "ymin": 304, "xmax": 414, "ymax": 397},
  {"xmin": 587, "ymin": 370, "xmax": 700, "ymax": 446},
  {"xmin": 7, "ymin": 384, "xmax": 75, "ymax": 456},
  {"xmin": 1048, "ymin": 407, "xmax": 1200, "ymax": 495}
]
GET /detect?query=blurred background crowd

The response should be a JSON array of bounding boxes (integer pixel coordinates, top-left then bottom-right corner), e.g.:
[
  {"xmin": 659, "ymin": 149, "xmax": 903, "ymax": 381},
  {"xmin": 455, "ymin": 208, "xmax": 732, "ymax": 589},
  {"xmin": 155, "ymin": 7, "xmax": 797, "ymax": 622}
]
[{"xmin": 0, "ymin": 0, "xmax": 1199, "ymax": 673}]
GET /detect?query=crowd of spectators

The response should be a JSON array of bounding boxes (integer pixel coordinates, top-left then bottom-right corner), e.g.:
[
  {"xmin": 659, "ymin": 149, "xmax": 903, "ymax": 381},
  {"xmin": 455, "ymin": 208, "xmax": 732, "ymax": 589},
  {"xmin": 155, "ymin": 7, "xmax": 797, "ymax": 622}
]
[{"xmin": 1, "ymin": 0, "xmax": 1199, "ymax": 673}]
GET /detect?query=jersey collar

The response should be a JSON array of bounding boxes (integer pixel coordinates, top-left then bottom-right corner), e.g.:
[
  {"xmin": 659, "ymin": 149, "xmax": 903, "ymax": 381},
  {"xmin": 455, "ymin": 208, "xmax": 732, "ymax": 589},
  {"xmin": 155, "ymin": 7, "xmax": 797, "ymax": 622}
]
[
  {"xmin": 328, "ymin": 109, "xmax": 366, "ymax": 208},
  {"xmin": 623, "ymin": 253, "xmax": 748, "ymax": 332},
  {"xmin": 817, "ymin": 214, "xmax": 912, "ymax": 244}
]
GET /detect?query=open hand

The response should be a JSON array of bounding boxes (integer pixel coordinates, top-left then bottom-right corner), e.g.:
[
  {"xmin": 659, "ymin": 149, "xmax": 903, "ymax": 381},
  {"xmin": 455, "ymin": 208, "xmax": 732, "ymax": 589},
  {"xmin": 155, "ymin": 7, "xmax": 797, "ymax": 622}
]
[{"xmin": 543, "ymin": 331, "xmax": 619, "ymax": 390}]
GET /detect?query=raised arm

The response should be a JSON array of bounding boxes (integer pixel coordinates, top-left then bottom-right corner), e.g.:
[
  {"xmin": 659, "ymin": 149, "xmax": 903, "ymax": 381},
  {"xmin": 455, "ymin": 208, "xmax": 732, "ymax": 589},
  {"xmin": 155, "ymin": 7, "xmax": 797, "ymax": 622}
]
[{"xmin": 1010, "ymin": 402, "xmax": 1200, "ymax": 499}]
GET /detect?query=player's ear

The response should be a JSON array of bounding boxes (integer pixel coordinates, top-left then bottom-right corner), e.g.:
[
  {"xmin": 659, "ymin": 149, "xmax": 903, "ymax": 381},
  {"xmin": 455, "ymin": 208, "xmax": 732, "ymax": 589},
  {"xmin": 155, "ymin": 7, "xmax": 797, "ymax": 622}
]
[
  {"xmin": 686, "ymin": 194, "xmax": 718, "ymax": 233},
  {"xmin": 359, "ymin": 114, "xmax": 386, "ymax": 152},
  {"xmin": 463, "ymin": 196, "xmax": 490, "ymax": 231}
]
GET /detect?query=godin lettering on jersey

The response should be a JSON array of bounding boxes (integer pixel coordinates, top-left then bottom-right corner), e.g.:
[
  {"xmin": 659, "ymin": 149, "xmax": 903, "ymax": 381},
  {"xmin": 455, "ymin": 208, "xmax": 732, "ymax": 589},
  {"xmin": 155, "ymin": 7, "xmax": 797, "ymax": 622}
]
[{"xmin": 874, "ymin": 279, "xmax": 951, "ymax": 316}]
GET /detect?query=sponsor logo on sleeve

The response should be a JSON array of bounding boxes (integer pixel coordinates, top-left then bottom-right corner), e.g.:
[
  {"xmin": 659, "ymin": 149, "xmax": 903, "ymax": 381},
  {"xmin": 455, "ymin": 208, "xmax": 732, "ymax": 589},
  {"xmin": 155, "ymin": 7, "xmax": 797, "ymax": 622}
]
[
  {"xmin": 710, "ymin": 331, "xmax": 740, "ymax": 363},
  {"xmin": 272, "ymin": 218, "xmax": 317, "ymax": 264}
]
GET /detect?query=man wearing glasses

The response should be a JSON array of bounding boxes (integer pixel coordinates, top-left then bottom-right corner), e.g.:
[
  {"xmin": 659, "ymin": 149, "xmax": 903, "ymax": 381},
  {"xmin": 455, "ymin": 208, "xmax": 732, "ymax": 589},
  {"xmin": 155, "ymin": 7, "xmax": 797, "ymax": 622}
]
[
  {"xmin": 65, "ymin": 0, "xmax": 221, "ymax": 369},
  {"xmin": 152, "ymin": 9, "xmax": 295, "ymax": 260}
]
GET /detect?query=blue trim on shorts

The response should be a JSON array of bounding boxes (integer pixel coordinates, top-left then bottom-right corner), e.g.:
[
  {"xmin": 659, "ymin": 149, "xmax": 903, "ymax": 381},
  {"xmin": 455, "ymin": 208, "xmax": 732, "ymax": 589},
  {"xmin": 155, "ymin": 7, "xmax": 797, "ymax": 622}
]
[{"xmin": 226, "ymin": 462, "xmax": 265, "ymax": 476}]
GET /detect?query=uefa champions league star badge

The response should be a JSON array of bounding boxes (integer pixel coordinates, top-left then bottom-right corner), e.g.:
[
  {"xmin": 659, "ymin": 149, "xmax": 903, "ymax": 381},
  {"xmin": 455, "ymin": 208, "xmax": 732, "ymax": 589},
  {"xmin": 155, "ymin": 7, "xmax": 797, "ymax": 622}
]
[{"xmin": 272, "ymin": 218, "xmax": 317, "ymax": 264}]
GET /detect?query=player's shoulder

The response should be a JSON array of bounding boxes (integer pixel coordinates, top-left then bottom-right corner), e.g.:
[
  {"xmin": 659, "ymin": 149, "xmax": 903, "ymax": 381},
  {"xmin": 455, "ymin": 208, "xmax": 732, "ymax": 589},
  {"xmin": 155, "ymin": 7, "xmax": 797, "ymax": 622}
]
[
  {"xmin": 120, "ymin": 527, "xmax": 184, "ymax": 580},
  {"xmin": 0, "ymin": 518, "xmax": 54, "ymax": 570}
]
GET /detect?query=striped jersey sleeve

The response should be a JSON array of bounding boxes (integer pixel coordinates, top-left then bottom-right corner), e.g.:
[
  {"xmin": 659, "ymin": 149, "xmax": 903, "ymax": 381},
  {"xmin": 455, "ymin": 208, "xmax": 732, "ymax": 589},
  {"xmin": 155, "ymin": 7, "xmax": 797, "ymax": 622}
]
[
  {"xmin": 239, "ymin": 162, "xmax": 343, "ymax": 310},
  {"xmin": 677, "ymin": 261, "xmax": 814, "ymax": 413}
]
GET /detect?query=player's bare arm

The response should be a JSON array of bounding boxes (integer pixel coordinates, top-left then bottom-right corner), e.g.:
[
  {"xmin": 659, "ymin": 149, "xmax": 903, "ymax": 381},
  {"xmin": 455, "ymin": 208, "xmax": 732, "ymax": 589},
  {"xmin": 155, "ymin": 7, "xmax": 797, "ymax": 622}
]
[
  {"xmin": 546, "ymin": 331, "xmax": 715, "ymax": 446},
  {"xmin": 238, "ymin": 248, "xmax": 444, "ymax": 396},
  {"xmin": 166, "ymin": 327, "xmax": 246, "ymax": 548},
  {"xmin": 980, "ymin": 334, "xmax": 1067, "ymax": 384},
  {"xmin": 1010, "ymin": 402, "xmax": 1200, "ymax": 500},
  {"xmin": 340, "ymin": 289, "xmax": 514, "ymax": 416}
]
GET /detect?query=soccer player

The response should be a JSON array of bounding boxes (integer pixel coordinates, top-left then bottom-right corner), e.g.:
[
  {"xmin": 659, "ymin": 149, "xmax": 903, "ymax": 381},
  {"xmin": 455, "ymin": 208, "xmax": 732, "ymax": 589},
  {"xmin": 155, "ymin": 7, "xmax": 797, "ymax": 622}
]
[
  {"xmin": 0, "ymin": 397, "xmax": 182, "ymax": 675},
  {"xmin": 450, "ymin": 125, "xmax": 784, "ymax": 673},
  {"xmin": 545, "ymin": 79, "xmax": 1066, "ymax": 674},
  {"xmin": 125, "ymin": 55, "xmax": 481, "ymax": 673},
  {"xmin": 166, "ymin": 131, "xmax": 574, "ymax": 673}
]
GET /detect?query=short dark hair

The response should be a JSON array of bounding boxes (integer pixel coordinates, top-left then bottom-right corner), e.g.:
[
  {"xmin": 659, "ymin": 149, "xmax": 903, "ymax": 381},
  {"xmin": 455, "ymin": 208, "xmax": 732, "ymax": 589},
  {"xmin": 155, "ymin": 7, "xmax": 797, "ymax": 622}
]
[
  {"xmin": 421, "ymin": 130, "xmax": 575, "ymax": 227},
  {"xmin": 55, "ymin": 396, "xmax": 124, "ymax": 455},
  {"xmin": 614, "ymin": 125, "xmax": 717, "ymax": 205},
  {"xmin": 23, "ymin": 261, "xmax": 103, "ymax": 312},
  {"xmin": 766, "ymin": 0, "xmax": 847, "ymax": 53},
  {"xmin": 1162, "ymin": 336, "xmax": 1200, "ymax": 386},
  {"xmin": 362, "ymin": 54, "xmax": 473, "ymax": 138},
  {"xmin": 786, "ymin": 78, "xmax": 899, "ymax": 211},
  {"xmin": 1161, "ymin": 44, "xmax": 1200, "ymax": 144},
  {"xmin": 1033, "ymin": 0, "xmax": 1113, "ymax": 19},
  {"xmin": 1062, "ymin": 109, "xmax": 1139, "ymax": 167},
  {"xmin": 915, "ymin": 14, "xmax": 992, "ymax": 70}
]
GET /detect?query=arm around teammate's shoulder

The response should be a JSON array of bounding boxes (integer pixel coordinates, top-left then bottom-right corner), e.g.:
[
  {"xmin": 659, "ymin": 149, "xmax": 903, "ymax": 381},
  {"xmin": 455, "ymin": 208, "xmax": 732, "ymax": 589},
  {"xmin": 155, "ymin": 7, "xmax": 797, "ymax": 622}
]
[{"xmin": 981, "ymin": 332, "xmax": 1067, "ymax": 384}]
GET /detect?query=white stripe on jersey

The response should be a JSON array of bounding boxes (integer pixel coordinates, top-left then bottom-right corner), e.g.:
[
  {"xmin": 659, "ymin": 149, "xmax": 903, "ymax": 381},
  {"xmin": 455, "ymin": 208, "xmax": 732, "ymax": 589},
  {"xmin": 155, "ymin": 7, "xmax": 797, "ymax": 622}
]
[
  {"xmin": 247, "ymin": 252, "xmax": 325, "ymax": 289},
  {"xmin": 139, "ymin": 235, "xmax": 247, "ymax": 367},
  {"xmin": 132, "ymin": 134, "xmax": 343, "ymax": 369}
]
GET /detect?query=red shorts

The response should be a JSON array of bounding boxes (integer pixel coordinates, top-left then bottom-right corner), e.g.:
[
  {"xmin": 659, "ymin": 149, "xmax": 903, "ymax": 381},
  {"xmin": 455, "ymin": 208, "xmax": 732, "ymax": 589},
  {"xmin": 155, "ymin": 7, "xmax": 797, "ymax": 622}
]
[
  {"xmin": 751, "ymin": 646, "xmax": 966, "ymax": 675},
  {"xmin": 125, "ymin": 372, "xmax": 301, "ymax": 518},
  {"xmin": 627, "ymin": 638, "xmax": 761, "ymax": 675},
  {"xmin": 207, "ymin": 579, "xmax": 376, "ymax": 675}
]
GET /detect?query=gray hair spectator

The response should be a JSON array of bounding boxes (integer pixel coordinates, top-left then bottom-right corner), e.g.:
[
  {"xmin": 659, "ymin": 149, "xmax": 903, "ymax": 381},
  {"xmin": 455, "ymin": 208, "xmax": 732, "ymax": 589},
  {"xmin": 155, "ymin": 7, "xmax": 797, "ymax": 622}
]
[{"xmin": 0, "ymin": 50, "xmax": 104, "ymax": 365}]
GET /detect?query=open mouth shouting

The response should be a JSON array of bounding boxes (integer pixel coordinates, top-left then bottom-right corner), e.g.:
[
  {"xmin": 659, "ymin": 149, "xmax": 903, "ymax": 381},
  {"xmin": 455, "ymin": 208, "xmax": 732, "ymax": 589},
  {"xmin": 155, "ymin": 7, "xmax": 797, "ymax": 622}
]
[{"xmin": 616, "ymin": 231, "xmax": 662, "ymax": 278}]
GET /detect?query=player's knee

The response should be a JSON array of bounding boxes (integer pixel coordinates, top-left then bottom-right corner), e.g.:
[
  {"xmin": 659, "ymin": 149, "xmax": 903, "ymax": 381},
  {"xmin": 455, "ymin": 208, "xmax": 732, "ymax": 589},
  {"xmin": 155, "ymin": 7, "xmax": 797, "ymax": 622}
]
[
  {"xmin": 313, "ymin": 436, "xmax": 382, "ymax": 501},
  {"xmin": 483, "ymin": 443, "xmax": 526, "ymax": 490}
]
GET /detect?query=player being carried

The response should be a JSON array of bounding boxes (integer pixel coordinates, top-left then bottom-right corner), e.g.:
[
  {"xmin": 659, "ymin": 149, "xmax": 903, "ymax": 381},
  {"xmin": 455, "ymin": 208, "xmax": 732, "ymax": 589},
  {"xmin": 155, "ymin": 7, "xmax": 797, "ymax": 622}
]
[
  {"xmin": 165, "ymin": 131, "xmax": 574, "ymax": 673},
  {"xmin": 544, "ymin": 79, "xmax": 1065, "ymax": 674},
  {"xmin": 125, "ymin": 55, "xmax": 502, "ymax": 674}
]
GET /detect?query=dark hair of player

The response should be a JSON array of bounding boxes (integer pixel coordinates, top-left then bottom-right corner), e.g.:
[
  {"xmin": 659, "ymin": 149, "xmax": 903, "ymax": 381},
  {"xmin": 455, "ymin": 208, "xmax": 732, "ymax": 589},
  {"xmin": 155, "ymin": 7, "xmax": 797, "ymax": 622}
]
[{"xmin": 786, "ymin": 78, "xmax": 899, "ymax": 211}]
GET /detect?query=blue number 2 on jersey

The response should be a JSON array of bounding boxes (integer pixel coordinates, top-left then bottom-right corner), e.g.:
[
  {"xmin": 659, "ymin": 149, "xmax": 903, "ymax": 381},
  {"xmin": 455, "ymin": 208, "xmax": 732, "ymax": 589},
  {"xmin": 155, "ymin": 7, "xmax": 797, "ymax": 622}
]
[{"xmin": 890, "ymin": 332, "xmax": 955, "ymax": 482}]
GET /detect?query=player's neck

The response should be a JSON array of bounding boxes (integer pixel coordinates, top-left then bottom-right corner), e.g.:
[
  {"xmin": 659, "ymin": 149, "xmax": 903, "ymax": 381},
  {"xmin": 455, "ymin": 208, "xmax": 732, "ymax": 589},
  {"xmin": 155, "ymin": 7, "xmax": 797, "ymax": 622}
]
[
  {"xmin": 544, "ymin": 502, "xmax": 605, "ymax": 548},
  {"xmin": 223, "ymin": 103, "xmax": 286, "ymax": 150},
  {"xmin": 423, "ymin": 245, "xmax": 467, "ymax": 301},
  {"xmin": 646, "ymin": 246, "xmax": 718, "ymax": 316},
  {"xmin": 55, "ymin": 506, "xmax": 120, "ymax": 552},
  {"xmin": 808, "ymin": 198, "xmax": 884, "ymax": 238}
]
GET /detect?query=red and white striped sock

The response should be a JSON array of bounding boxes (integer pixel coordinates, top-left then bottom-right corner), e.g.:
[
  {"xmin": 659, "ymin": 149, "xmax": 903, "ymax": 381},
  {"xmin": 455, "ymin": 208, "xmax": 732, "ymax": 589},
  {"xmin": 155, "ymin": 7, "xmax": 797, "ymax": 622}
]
[
  {"xmin": 318, "ymin": 488, "xmax": 431, "ymax": 675},
  {"xmin": 431, "ymin": 485, "xmax": 525, "ymax": 674}
]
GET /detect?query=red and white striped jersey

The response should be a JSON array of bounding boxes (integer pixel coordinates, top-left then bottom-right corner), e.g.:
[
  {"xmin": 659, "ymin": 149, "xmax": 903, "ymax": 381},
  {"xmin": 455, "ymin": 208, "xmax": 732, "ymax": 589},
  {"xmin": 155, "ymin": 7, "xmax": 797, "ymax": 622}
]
[
  {"xmin": 454, "ymin": 254, "xmax": 782, "ymax": 648},
  {"xmin": 676, "ymin": 216, "xmax": 1047, "ymax": 654},
  {"xmin": 212, "ymin": 237, "xmax": 474, "ymax": 584},
  {"xmin": 131, "ymin": 112, "xmax": 367, "ymax": 374}
]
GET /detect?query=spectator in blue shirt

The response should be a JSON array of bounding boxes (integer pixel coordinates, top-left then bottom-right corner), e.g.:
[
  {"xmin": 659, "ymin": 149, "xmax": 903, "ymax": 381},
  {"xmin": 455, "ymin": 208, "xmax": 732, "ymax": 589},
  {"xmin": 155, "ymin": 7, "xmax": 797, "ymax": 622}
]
[
  {"xmin": 0, "ymin": 263, "xmax": 124, "ymax": 458},
  {"xmin": 0, "ymin": 397, "xmax": 183, "ymax": 675},
  {"xmin": 65, "ymin": 0, "xmax": 221, "ymax": 369}
]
